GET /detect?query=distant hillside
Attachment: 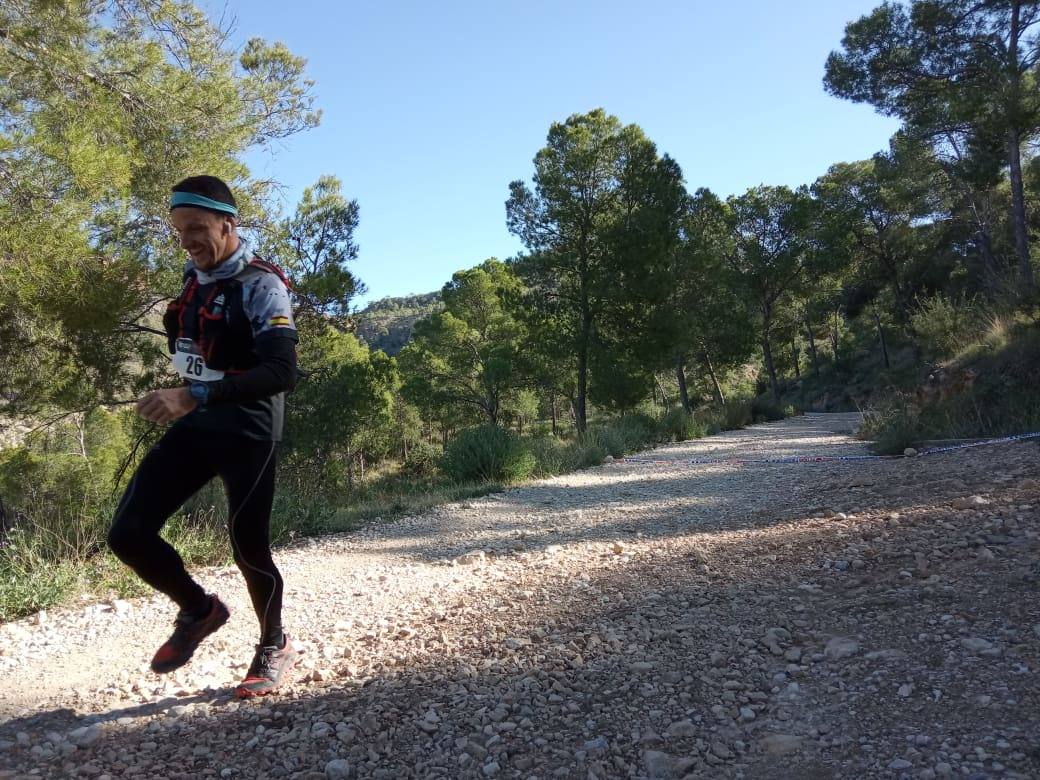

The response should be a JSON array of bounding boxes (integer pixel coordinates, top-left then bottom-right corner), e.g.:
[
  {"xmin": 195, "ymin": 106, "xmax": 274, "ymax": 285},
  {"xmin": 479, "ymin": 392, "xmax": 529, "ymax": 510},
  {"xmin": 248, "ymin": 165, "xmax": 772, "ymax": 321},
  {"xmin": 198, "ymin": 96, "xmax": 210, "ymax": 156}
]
[{"xmin": 355, "ymin": 291, "xmax": 442, "ymax": 355}]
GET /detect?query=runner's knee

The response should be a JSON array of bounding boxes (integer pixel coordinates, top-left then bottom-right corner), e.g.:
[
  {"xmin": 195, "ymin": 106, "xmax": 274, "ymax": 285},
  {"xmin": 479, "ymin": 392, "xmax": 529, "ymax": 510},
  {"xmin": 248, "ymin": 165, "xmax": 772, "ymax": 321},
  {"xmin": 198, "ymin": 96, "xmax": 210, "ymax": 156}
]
[{"xmin": 107, "ymin": 513, "xmax": 150, "ymax": 561}]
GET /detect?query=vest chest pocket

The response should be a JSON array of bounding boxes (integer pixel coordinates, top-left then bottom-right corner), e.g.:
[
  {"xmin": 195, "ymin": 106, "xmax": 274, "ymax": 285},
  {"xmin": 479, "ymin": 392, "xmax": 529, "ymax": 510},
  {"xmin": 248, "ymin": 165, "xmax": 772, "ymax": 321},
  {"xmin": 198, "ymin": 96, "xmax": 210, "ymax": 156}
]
[{"xmin": 164, "ymin": 276, "xmax": 257, "ymax": 373}]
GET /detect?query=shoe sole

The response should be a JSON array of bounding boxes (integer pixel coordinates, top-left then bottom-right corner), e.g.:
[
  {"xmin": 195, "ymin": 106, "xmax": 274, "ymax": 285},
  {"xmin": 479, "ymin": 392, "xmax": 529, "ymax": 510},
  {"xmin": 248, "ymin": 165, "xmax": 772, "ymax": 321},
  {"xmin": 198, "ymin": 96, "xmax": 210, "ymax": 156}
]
[{"xmin": 234, "ymin": 656, "xmax": 297, "ymax": 699}]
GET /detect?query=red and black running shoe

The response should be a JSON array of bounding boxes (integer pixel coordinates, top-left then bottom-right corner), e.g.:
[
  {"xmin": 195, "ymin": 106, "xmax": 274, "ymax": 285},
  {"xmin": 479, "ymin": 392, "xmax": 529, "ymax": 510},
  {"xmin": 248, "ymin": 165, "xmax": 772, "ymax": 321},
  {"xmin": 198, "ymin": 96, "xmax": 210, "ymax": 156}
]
[
  {"xmin": 150, "ymin": 594, "xmax": 230, "ymax": 674},
  {"xmin": 234, "ymin": 635, "xmax": 298, "ymax": 698}
]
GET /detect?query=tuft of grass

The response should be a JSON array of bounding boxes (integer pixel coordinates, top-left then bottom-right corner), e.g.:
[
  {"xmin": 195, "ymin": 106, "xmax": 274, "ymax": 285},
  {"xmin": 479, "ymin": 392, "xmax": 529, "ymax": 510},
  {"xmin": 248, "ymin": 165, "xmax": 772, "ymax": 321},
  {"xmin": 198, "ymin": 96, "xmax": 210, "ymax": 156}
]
[{"xmin": 0, "ymin": 527, "xmax": 82, "ymax": 622}]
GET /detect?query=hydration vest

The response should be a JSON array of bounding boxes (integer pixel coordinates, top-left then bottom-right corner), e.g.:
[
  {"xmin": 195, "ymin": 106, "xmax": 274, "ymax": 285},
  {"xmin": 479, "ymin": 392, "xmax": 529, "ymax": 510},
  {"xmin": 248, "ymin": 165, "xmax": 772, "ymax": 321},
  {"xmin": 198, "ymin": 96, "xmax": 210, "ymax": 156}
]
[{"xmin": 163, "ymin": 258, "xmax": 292, "ymax": 374}]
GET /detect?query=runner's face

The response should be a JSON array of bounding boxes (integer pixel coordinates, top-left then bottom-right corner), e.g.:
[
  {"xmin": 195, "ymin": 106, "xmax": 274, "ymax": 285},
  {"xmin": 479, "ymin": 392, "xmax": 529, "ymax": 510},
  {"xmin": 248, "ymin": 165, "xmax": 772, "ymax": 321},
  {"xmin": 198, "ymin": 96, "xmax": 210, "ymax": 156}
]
[{"xmin": 170, "ymin": 207, "xmax": 237, "ymax": 271}]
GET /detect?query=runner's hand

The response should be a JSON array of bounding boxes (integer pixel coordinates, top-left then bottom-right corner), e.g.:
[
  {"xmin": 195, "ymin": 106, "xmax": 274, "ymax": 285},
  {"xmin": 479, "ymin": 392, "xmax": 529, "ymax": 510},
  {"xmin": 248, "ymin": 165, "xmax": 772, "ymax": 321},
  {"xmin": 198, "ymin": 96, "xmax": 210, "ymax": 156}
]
[{"xmin": 136, "ymin": 388, "xmax": 197, "ymax": 424}]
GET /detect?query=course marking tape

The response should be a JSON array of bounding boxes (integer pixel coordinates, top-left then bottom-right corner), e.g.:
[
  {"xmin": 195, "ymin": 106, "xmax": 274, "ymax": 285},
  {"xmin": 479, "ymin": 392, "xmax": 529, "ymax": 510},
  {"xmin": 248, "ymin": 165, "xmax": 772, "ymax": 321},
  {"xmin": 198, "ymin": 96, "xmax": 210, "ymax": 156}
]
[{"xmin": 619, "ymin": 431, "xmax": 1040, "ymax": 467}]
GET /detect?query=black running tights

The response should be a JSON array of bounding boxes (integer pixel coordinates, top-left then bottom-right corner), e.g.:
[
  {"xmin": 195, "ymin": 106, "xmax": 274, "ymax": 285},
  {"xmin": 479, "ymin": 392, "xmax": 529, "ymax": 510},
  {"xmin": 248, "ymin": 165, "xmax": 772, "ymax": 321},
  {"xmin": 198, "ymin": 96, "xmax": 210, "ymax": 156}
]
[{"xmin": 108, "ymin": 424, "xmax": 284, "ymax": 645}]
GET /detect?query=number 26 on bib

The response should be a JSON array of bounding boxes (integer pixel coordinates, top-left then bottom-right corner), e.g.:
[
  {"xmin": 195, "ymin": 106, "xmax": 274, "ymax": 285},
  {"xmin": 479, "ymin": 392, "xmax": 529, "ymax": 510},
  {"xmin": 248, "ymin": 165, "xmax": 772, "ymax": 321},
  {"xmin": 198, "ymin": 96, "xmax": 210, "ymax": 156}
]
[{"xmin": 172, "ymin": 338, "xmax": 225, "ymax": 381}]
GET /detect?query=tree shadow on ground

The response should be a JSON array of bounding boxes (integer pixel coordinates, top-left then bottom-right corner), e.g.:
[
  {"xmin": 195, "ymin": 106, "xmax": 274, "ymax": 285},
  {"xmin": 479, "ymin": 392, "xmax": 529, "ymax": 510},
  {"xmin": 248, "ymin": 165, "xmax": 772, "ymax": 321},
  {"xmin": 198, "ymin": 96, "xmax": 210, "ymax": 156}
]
[
  {"xmin": 353, "ymin": 440, "xmax": 1039, "ymax": 566},
  {"xmin": 4, "ymin": 478, "xmax": 1038, "ymax": 780}
]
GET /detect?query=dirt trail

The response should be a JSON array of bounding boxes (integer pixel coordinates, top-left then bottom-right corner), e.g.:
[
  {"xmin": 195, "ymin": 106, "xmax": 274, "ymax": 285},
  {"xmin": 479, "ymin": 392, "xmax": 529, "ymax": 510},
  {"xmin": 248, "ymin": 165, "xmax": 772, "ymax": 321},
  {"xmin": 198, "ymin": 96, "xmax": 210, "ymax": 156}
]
[{"xmin": 1, "ymin": 413, "xmax": 1038, "ymax": 779}]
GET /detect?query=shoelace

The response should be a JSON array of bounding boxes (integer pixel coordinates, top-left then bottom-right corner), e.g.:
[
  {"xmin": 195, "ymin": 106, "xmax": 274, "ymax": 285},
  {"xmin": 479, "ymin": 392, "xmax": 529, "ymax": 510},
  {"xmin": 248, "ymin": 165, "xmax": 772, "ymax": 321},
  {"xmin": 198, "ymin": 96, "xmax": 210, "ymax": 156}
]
[{"xmin": 249, "ymin": 645, "xmax": 280, "ymax": 678}]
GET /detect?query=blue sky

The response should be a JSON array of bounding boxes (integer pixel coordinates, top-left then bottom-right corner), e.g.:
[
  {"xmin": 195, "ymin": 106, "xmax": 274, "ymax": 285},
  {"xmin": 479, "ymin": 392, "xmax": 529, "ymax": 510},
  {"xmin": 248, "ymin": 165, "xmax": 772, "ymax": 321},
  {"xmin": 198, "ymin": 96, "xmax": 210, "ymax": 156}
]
[{"xmin": 215, "ymin": 0, "xmax": 899, "ymax": 306}]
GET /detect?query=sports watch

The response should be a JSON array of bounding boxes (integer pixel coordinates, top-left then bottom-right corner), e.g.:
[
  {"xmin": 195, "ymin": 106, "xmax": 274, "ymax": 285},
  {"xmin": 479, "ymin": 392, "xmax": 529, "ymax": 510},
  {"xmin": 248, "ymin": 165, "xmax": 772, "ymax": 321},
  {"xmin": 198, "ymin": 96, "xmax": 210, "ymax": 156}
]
[{"xmin": 189, "ymin": 381, "xmax": 211, "ymax": 405}]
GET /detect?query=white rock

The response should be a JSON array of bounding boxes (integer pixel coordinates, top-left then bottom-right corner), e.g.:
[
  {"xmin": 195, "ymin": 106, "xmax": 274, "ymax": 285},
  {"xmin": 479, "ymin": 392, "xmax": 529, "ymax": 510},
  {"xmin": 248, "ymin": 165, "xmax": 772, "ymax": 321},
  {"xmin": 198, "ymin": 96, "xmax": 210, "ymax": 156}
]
[
  {"xmin": 710, "ymin": 741, "xmax": 733, "ymax": 759},
  {"xmin": 643, "ymin": 749, "xmax": 677, "ymax": 778},
  {"xmin": 67, "ymin": 724, "xmax": 102, "ymax": 748},
  {"xmin": 960, "ymin": 637, "xmax": 994, "ymax": 654},
  {"xmin": 903, "ymin": 448, "xmax": 918, "ymax": 457},
  {"xmin": 951, "ymin": 495, "xmax": 989, "ymax": 510},
  {"xmin": 325, "ymin": 758, "xmax": 351, "ymax": 779},
  {"xmin": 665, "ymin": 719, "xmax": 696, "ymax": 738},
  {"xmin": 760, "ymin": 734, "xmax": 802, "ymax": 756},
  {"xmin": 824, "ymin": 637, "xmax": 860, "ymax": 660}
]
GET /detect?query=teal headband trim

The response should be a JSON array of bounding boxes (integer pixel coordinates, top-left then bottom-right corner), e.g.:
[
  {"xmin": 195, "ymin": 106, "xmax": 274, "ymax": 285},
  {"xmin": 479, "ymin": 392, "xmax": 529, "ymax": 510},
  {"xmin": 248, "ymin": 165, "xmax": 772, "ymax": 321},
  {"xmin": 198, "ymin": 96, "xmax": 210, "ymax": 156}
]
[{"xmin": 169, "ymin": 191, "xmax": 238, "ymax": 216}]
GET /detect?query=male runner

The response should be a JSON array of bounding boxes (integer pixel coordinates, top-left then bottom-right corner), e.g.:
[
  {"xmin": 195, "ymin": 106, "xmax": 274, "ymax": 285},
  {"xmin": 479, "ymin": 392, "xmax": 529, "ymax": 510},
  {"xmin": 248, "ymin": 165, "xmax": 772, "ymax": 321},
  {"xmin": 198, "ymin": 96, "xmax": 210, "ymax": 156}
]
[{"xmin": 108, "ymin": 175, "xmax": 299, "ymax": 698}]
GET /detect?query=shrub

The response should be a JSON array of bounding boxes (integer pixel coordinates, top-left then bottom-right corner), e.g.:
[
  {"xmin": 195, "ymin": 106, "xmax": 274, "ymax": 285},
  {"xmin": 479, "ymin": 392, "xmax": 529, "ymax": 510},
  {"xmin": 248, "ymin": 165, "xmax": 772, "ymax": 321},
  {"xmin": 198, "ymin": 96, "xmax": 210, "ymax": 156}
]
[
  {"xmin": 751, "ymin": 397, "xmax": 787, "ymax": 423},
  {"xmin": 441, "ymin": 424, "xmax": 536, "ymax": 484},
  {"xmin": 860, "ymin": 403, "xmax": 923, "ymax": 455},
  {"xmin": 402, "ymin": 441, "xmax": 440, "ymax": 477},
  {"xmin": 720, "ymin": 398, "xmax": 752, "ymax": 430},
  {"xmin": 0, "ymin": 526, "xmax": 80, "ymax": 622},
  {"xmin": 614, "ymin": 413, "xmax": 657, "ymax": 450},
  {"xmin": 270, "ymin": 488, "xmax": 337, "ymax": 544},
  {"xmin": 567, "ymin": 439, "xmax": 608, "ymax": 470},
  {"xmin": 657, "ymin": 407, "xmax": 708, "ymax": 442},
  {"xmin": 583, "ymin": 425, "xmax": 625, "ymax": 458},
  {"xmin": 911, "ymin": 295, "xmax": 984, "ymax": 361}
]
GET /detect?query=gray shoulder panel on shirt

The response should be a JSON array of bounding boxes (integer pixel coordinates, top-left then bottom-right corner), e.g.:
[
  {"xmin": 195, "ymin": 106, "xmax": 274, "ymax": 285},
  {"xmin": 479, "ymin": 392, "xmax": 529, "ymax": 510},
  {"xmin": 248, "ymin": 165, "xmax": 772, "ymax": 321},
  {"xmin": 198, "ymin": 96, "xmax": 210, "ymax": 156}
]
[{"xmin": 239, "ymin": 264, "xmax": 297, "ymax": 338}]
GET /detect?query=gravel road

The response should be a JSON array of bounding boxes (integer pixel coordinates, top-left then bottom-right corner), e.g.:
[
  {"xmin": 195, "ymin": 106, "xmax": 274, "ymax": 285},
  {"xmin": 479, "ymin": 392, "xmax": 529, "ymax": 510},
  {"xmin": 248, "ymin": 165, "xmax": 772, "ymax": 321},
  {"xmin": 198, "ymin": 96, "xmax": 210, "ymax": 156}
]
[{"xmin": 1, "ymin": 412, "xmax": 1038, "ymax": 779}]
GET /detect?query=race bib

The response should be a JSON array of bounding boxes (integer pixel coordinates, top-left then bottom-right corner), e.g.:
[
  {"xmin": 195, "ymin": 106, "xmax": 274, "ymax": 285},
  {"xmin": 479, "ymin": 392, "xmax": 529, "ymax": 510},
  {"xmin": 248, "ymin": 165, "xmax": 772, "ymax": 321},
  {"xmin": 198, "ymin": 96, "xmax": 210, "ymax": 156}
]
[{"xmin": 171, "ymin": 338, "xmax": 225, "ymax": 381}]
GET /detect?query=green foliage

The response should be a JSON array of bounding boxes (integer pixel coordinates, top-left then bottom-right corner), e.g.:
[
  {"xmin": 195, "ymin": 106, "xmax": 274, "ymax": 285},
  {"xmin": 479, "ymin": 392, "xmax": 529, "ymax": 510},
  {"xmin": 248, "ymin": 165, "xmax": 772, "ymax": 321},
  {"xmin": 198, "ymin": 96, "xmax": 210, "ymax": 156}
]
[
  {"xmin": 582, "ymin": 426, "xmax": 625, "ymax": 459},
  {"xmin": 860, "ymin": 402, "xmax": 924, "ymax": 455},
  {"xmin": 657, "ymin": 408, "xmax": 709, "ymax": 442},
  {"xmin": 0, "ymin": 0, "xmax": 320, "ymax": 416},
  {"xmin": 863, "ymin": 320, "xmax": 1040, "ymax": 450},
  {"xmin": 751, "ymin": 397, "xmax": 789, "ymax": 423},
  {"xmin": 282, "ymin": 327, "xmax": 396, "ymax": 494},
  {"xmin": 720, "ymin": 399, "xmax": 754, "ymax": 431},
  {"xmin": 0, "ymin": 526, "xmax": 81, "ymax": 622},
  {"xmin": 399, "ymin": 260, "xmax": 526, "ymax": 428},
  {"xmin": 279, "ymin": 176, "xmax": 364, "ymax": 327},
  {"xmin": 270, "ymin": 489, "xmax": 337, "ymax": 545},
  {"xmin": 402, "ymin": 441, "xmax": 441, "ymax": 478},
  {"xmin": 910, "ymin": 295, "xmax": 985, "ymax": 361},
  {"xmin": 824, "ymin": 0, "xmax": 1039, "ymax": 294},
  {"xmin": 527, "ymin": 435, "xmax": 609, "ymax": 476},
  {"xmin": 725, "ymin": 185, "xmax": 817, "ymax": 400},
  {"xmin": 441, "ymin": 425, "xmax": 537, "ymax": 484},
  {"xmin": 506, "ymin": 108, "xmax": 687, "ymax": 432}
]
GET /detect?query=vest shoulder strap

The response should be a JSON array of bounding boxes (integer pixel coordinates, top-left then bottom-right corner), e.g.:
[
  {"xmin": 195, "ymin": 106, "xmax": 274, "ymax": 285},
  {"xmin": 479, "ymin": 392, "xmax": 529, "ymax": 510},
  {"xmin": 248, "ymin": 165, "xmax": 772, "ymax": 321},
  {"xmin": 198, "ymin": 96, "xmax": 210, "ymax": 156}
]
[{"xmin": 247, "ymin": 256, "xmax": 293, "ymax": 291}]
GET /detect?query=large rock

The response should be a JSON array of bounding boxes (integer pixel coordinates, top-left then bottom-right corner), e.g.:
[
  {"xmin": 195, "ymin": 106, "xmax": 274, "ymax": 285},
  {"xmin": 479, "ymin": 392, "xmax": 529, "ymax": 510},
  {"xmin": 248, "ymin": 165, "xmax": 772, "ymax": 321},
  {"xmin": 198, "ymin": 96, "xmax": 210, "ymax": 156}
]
[
  {"xmin": 325, "ymin": 759, "xmax": 351, "ymax": 779},
  {"xmin": 760, "ymin": 734, "xmax": 802, "ymax": 756},
  {"xmin": 643, "ymin": 750, "xmax": 677, "ymax": 778},
  {"xmin": 824, "ymin": 637, "xmax": 860, "ymax": 660},
  {"xmin": 951, "ymin": 495, "xmax": 990, "ymax": 510}
]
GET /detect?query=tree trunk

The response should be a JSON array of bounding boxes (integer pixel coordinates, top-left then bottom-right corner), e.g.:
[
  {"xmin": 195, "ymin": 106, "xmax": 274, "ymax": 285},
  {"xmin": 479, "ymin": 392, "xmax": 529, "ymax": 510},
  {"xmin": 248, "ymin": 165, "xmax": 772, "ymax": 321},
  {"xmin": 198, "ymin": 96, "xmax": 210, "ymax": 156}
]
[
  {"xmin": 874, "ymin": 307, "xmax": 890, "ymax": 369},
  {"xmin": 790, "ymin": 338, "xmax": 800, "ymax": 379},
  {"xmin": 703, "ymin": 351, "xmax": 725, "ymax": 406},
  {"xmin": 761, "ymin": 306, "xmax": 781, "ymax": 402},
  {"xmin": 1007, "ymin": 3, "xmax": 1035, "ymax": 295},
  {"xmin": 804, "ymin": 314, "xmax": 820, "ymax": 376},
  {"xmin": 654, "ymin": 375, "xmax": 669, "ymax": 409},
  {"xmin": 550, "ymin": 390, "xmax": 558, "ymax": 437},
  {"xmin": 675, "ymin": 353, "xmax": 691, "ymax": 414},
  {"xmin": 575, "ymin": 301, "xmax": 591, "ymax": 434},
  {"xmin": 1007, "ymin": 126, "xmax": 1034, "ymax": 294},
  {"xmin": 830, "ymin": 309, "xmax": 840, "ymax": 359}
]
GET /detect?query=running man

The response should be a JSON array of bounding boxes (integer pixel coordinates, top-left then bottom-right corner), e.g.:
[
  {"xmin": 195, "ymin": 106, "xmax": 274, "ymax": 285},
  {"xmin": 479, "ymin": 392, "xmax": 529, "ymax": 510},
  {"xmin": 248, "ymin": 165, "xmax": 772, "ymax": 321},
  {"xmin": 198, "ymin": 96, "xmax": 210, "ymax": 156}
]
[{"xmin": 108, "ymin": 175, "xmax": 299, "ymax": 698}]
